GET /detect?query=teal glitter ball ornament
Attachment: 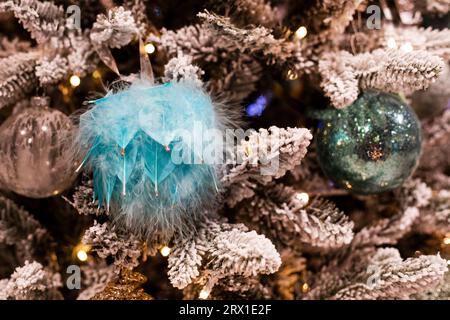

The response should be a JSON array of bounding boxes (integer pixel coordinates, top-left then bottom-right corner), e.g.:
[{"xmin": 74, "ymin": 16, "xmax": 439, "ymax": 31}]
[{"xmin": 316, "ymin": 90, "xmax": 422, "ymax": 194}]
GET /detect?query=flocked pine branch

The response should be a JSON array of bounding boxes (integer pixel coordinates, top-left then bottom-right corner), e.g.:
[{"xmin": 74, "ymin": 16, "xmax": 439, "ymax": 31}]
[
  {"xmin": 306, "ymin": 246, "xmax": 447, "ymax": 300},
  {"xmin": 82, "ymin": 221, "xmax": 144, "ymax": 271},
  {"xmin": 413, "ymin": 270, "xmax": 450, "ymax": 300},
  {"xmin": 35, "ymin": 54, "xmax": 69, "ymax": 86},
  {"xmin": 331, "ymin": 248, "xmax": 448, "ymax": 300},
  {"xmin": 318, "ymin": 51, "xmax": 359, "ymax": 109},
  {"xmin": 0, "ymin": 37, "xmax": 31, "ymax": 58},
  {"xmin": 214, "ymin": 0, "xmax": 281, "ymax": 28},
  {"xmin": 0, "ymin": 195, "xmax": 55, "ymax": 267},
  {"xmin": 235, "ymin": 183, "xmax": 354, "ymax": 251},
  {"xmin": 0, "ymin": 261, "xmax": 62, "ymax": 300},
  {"xmin": 425, "ymin": 0, "xmax": 450, "ymax": 15},
  {"xmin": 167, "ymin": 217, "xmax": 281, "ymax": 297},
  {"xmin": 0, "ymin": 52, "xmax": 39, "ymax": 109},
  {"xmin": 197, "ymin": 10, "xmax": 313, "ymax": 74},
  {"xmin": 163, "ymin": 53, "xmax": 204, "ymax": 87},
  {"xmin": 222, "ymin": 126, "xmax": 312, "ymax": 207},
  {"xmin": 63, "ymin": 179, "xmax": 106, "ymax": 216},
  {"xmin": 352, "ymin": 207, "xmax": 420, "ymax": 247},
  {"xmin": 382, "ymin": 26, "xmax": 450, "ymax": 60},
  {"xmin": 303, "ymin": 0, "xmax": 365, "ymax": 40},
  {"xmin": 90, "ymin": 6, "xmax": 137, "ymax": 49},
  {"xmin": 123, "ymin": 0, "xmax": 149, "ymax": 36},
  {"xmin": 418, "ymin": 109, "xmax": 450, "ymax": 177},
  {"xmin": 0, "ymin": 0, "xmax": 65, "ymax": 44},
  {"xmin": 320, "ymin": 49, "xmax": 444, "ymax": 108},
  {"xmin": 304, "ymin": 197, "xmax": 446, "ymax": 300},
  {"xmin": 150, "ymin": 24, "xmax": 262, "ymax": 106},
  {"xmin": 416, "ymin": 189, "xmax": 450, "ymax": 235}
]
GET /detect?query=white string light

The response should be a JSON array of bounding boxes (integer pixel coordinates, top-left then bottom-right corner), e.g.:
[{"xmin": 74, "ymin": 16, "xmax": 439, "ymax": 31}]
[
  {"xmin": 295, "ymin": 26, "xmax": 308, "ymax": 39},
  {"xmin": 160, "ymin": 246, "xmax": 171, "ymax": 257},
  {"xmin": 69, "ymin": 75, "xmax": 81, "ymax": 87}
]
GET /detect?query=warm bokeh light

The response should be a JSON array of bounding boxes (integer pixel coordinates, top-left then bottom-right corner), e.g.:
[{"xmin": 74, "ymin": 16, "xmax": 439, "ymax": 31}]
[
  {"xmin": 199, "ymin": 288, "xmax": 210, "ymax": 299},
  {"xmin": 73, "ymin": 243, "xmax": 91, "ymax": 262},
  {"xmin": 69, "ymin": 75, "xmax": 81, "ymax": 87},
  {"xmin": 295, "ymin": 26, "xmax": 308, "ymax": 39},
  {"xmin": 296, "ymin": 192, "xmax": 309, "ymax": 204},
  {"xmin": 287, "ymin": 69, "xmax": 298, "ymax": 80},
  {"xmin": 160, "ymin": 246, "xmax": 171, "ymax": 257},
  {"xmin": 144, "ymin": 43, "xmax": 156, "ymax": 54}
]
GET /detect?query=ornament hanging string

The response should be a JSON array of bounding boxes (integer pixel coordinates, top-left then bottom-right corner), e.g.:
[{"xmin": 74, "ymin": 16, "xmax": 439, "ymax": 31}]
[{"xmin": 93, "ymin": 35, "xmax": 155, "ymax": 83}]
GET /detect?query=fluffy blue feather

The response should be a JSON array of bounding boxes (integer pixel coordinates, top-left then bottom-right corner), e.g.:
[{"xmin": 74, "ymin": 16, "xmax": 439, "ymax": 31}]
[{"xmin": 74, "ymin": 80, "xmax": 224, "ymax": 239}]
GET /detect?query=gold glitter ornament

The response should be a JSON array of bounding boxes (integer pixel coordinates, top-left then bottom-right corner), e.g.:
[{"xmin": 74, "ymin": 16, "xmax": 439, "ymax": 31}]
[{"xmin": 91, "ymin": 269, "xmax": 153, "ymax": 300}]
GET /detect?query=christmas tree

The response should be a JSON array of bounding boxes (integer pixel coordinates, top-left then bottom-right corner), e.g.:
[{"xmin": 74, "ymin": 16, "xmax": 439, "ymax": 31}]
[{"xmin": 0, "ymin": 0, "xmax": 449, "ymax": 301}]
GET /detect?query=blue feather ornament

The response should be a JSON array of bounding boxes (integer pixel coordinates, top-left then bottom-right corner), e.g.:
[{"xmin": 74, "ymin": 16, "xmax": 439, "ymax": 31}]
[{"xmin": 74, "ymin": 80, "xmax": 225, "ymax": 239}]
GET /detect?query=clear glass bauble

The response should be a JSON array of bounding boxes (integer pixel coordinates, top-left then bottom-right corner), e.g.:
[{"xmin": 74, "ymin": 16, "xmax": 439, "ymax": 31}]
[{"xmin": 0, "ymin": 103, "xmax": 76, "ymax": 198}]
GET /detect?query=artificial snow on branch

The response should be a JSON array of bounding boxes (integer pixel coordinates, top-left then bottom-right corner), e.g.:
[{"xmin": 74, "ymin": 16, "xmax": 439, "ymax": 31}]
[
  {"xmin": 236, "ymin": 183, "xmax": 354, "ymax": 251},
  {"xmin": 0, "ymin": 261, "xmax": 62, "ymax": 300},
  {"xmin": 163, "ymin": 53, "xmax": 204, "ymax": 87},
  {"xmin": 352, "ymin": 207, "xmax": 420, "ymax": 247},
  {"xmin": 63, "ymin": 179, "xmax": 106, "ymax": 216},
  {"xmin": 213, "ymin": 0, "xmax": 281, "ymax": 28},
  {"xmin": 90, "ymin": 6, "xmax": 137, "ymax": 49},
  {"xmin": 35, "ymin": 54, "xmax": 69, "ymax": 86},
  {"xmin": 0, "ymin": 0, "xmax": 64, "ymax": 44},
  {"xmin": 150, "ymin": 24, "xmax": 263, "ymax": 106},
  {"xmin": 303, "ymin": 0, "xmax": 365, "ymax": 40},
  {"xmin": 198, "ymin": 10, "xmax": 313, "ymax": 74},
  {"xmin": 382, "ymin": 26, "xmax": 450, "ymax": 60},
  {"xmin": 425, "ymin": 0, "xmax": 450, "ymax": 15},
  {"xmin": 0, "ymin": 52, "xmax": 39, "ymax": 109},
  {"xmin": 222, "ymin": 126, "xmax": 312, "ymax": 206},
  {"xmin": 167, "ymin": 217, "xmax": 281, "ymax": 296},
  {"xmin": 331, "ymin": 248, "xmax": 448, "ymax": 300},
  {"xmin": 0, "ymin": 195, "xmax": 54, "ymax": 267},
  {"xmin": 82, "ymin": 221, "xmax": 144, "ymax": 270},
  {"xmin": 320, "ymin": 49, "xmax": 444, "ymax": 108}
]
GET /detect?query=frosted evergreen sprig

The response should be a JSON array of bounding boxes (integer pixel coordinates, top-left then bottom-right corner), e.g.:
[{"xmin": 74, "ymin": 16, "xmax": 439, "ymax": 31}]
[
  {"xmin": 331, "ymin": 249, "xmax": 448, "ymax": 300},
  {"xmin": 0, "ymin": 195, "xmax": 54, "ymax": 266},
  {"xmin": 0, "ymin": 52, "xmax": 39, "ymax": 109},
  {"xmin": 197, "ymin": 10, "xmax": 313, "ymax": 73},
  {"xmin": 90, "ymin": 6, "xmax": 137, "ymax": 49},
  {"xmin": 319, "ymin": 49, "xmax": 444, "ymax": 108},
  {"xmin": 0, "ymin": 261, "xmax": 62, "ymax": 300},
  {"xmin": 82, "ymin": 221, "xmax": 143, "ymax": 270},
  {"xmin": 35, "ymin": 54, "xmax": 69, "ymax": 86},
  {"xmin": 163, "ymin": 53, "xmax": 204, "ymax": 87},
  {"xmin": 167, "ymin": 217, "xmax": 281, "ymax": 295},
  {"xmin": 0, "ymin": 0, "xmax": 65, "ymax": 44},
  {"xmin": 236, "ymin": 183, "xmax": 354, "ymax": 251},
  {"xmin": 222, "ymin": 126, "xmax": 312, "ymax": 207}
]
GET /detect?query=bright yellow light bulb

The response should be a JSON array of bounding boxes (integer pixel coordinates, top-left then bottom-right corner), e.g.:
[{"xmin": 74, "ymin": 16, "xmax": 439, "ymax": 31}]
[
  {"xmin": 69, "ymin": 75, "xmax": 81, "ymax": 87},
  {"xmin": 302, "ymin": 283, "xmax": 309, "ymax": 293},
  {"xmin": 92, "ymin": 70, "xmax": 101, "ymax": 79},
  {"xmin": 443, "ymin": 237, "xmax": 450, "ymax": 245},
  {"xmin": 295, "ymin": 26, "xmax": 308, "ymax": 39},
  {"xmin": 199, "ymin": 288, "xmax": 210, "ymax": 299},
  {"xmin": 77, "ymin": 250, "xmax": 88, "ymax": 262},
  {"xmin": 296, "ymin": 192, "xmax": 309, "ymax": 204},
  {"xmin": 144, "ymin": 43, "xmax": 156, "ymax": 54},
  {"xmin": 287, "ymin": 69, "xmax": 298, "ymax": 80},
  {"xmin": 160, "ymin": 246, "xmax": 171, "ymax": 257}
]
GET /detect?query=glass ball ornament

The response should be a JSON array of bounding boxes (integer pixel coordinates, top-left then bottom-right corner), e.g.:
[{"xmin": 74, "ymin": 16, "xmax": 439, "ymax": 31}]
[
  {"xmin": 0, "ymin": 97, "xmax": 77, "ymax": 198},
  {"xmin": 411, "ymin": 63, "xmax": 450, "ymax": 119},
  {"xmin": 316, "ymin": 90, "xmax": 422, "ymax": 194}
]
